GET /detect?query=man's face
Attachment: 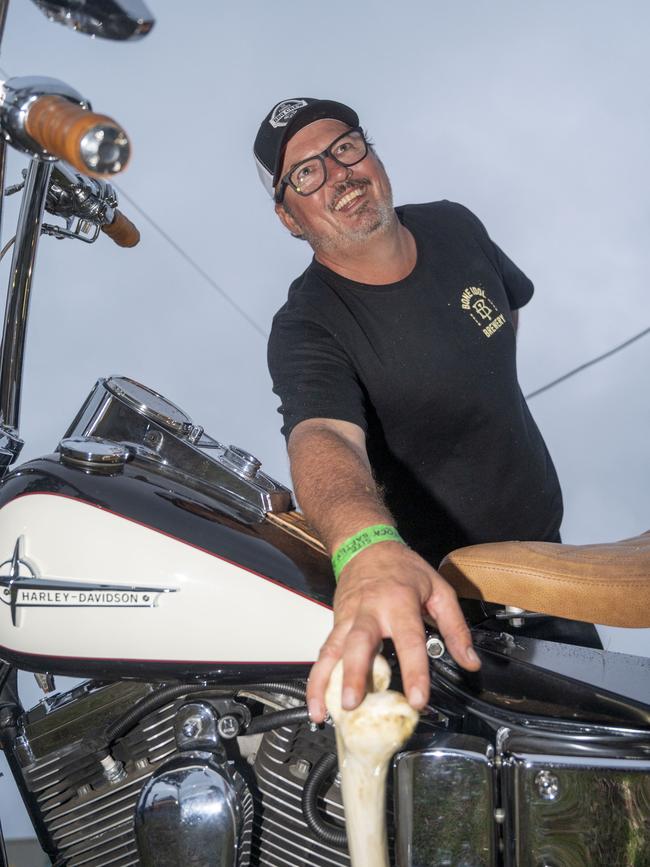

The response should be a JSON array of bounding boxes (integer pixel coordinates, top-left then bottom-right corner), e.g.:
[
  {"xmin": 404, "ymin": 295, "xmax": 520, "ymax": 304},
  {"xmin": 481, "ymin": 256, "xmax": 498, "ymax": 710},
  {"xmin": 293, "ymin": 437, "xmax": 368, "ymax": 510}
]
[{"xmin": 275, "ymin": 119, "xmax": 395, "ymax": 254}]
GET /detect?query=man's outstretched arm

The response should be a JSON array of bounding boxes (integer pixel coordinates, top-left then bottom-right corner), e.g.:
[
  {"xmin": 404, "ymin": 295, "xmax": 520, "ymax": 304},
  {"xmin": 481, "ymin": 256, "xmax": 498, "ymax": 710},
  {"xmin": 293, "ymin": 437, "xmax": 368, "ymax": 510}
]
[{"xmin": 288, "ymin": 417, "xmax": 481, "ymax": 724}]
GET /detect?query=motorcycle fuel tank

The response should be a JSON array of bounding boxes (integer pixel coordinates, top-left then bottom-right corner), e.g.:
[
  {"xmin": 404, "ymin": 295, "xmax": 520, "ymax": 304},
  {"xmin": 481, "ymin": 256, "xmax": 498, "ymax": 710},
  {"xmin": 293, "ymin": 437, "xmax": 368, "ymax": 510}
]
[{"xmin": 0, "ymin": 377, "xmax": 335, "ymax": 679}]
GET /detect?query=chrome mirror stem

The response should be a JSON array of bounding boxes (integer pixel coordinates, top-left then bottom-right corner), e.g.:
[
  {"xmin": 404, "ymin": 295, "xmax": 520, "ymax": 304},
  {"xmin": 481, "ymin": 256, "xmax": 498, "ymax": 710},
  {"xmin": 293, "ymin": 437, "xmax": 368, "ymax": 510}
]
[{"xmin": 0, "ymin": 157, "xmax": 52, "ymax": 471}]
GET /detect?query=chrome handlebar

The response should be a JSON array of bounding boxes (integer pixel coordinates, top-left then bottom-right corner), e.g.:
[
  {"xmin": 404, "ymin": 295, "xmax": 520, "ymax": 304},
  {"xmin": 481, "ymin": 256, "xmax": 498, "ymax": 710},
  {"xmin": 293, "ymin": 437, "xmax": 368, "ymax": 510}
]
[{"xmin": 0, "ymin": 77, "xmax": 138, "ymax": 474}]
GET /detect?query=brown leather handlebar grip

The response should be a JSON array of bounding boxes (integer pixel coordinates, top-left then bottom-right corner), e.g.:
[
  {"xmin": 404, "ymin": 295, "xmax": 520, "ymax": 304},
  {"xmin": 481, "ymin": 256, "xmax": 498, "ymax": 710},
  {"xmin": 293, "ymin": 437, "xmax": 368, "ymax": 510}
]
[
  {"xmin": 101, "ymin": 209, "xmax": 140, "ymax": 248},
  {"xmin": 24, "ymin": 94, "xmax": 130, "ymax": 176}
]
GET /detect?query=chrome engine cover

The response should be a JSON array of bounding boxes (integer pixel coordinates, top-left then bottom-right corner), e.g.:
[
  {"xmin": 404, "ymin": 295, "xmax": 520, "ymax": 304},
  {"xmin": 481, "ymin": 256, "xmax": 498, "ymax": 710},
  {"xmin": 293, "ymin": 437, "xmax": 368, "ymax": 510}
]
[
  {"xmin": 501, "ymin": 745, "xmax": 650, "ymax": 866},
  {"xmin": 135, "ymin": 753, "xmax": 244, "ymax": 867},
  {"xmin": 394, "ymin": 729, "xmax": 650, "ymax": 867},
  {"xmin": 394, "ymin": 734, "xmax": 496, "ymax": 866}
]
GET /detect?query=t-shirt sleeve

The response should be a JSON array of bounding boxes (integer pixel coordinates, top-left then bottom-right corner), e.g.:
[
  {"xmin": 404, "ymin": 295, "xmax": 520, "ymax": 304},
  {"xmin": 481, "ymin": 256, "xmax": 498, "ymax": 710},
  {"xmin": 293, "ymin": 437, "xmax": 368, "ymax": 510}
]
[
  {"xmin": 267, "ymin": 310, "xmax": 367, "ymax": 441},
  {"xmin": 447, "ymin": 201, "xmax": 535, "ymax": 310},
  {"xmin": 490, "ymin": 241, "xmax": 534, "ymax": 310}
]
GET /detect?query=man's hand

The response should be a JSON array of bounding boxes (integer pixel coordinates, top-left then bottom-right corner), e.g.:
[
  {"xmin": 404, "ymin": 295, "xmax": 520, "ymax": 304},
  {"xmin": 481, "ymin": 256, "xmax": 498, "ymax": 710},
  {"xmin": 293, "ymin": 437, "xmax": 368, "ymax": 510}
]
[{"xmin": 307, "ymin": 541, "xmax": 481, "ymax": 723}]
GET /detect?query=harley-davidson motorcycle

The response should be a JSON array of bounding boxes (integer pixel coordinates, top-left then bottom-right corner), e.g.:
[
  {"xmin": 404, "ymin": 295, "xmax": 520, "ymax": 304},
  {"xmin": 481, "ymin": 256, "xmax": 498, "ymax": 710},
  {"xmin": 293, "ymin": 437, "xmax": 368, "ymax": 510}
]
[{"xmin": 1, "ymin": 2, "xmax": 650, "ymax": 865}]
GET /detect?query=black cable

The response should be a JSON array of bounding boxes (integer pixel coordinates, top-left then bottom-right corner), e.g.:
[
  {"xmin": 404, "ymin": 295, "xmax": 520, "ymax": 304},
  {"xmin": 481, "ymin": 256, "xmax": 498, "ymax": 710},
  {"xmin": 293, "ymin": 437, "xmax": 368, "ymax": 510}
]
[
  {"xmin": 114, "ymin": 184, "xmax": 267, "ymax": 339},
  {"xmin": 103, "ymin": 682, "xmax": 224, "ymax": 746},
  {"xmin": 101, "ymin": 680, "xmax": 307, "ymax": 749},
  {"xmin": 240, "ymin": 681, "xmax": 307, "ymax": 701},
  {"xmin": 245, "ymin": 705, "xmax": 310, "ymax": 735},
  {"xmin": 525, "ymin": 326, "xmax": 650, "ymax": 400},
  {"xmin": 301, "ymin": 752, "xmax": 347, "ymax": 848}
]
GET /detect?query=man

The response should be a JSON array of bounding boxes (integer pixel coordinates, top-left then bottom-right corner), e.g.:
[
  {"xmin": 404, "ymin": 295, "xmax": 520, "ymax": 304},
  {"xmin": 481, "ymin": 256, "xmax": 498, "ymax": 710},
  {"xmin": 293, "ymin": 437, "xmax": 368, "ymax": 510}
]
[{"xmin": 254, "ymin": 98, "xmax": 563, "ymax": 724}]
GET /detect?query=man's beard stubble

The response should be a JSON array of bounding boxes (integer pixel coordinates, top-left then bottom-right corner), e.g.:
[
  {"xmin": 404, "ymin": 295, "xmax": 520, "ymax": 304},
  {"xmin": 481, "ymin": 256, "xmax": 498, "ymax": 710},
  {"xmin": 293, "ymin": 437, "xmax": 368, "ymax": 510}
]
[{"xmin": 283, "ymin": 170, "xmax": 396, "ymax": 254}]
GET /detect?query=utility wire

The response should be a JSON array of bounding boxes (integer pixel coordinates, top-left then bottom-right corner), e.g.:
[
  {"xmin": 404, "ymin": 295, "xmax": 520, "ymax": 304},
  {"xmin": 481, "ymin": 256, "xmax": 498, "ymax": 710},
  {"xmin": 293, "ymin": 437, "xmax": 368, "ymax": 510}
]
[
  {"xmin": 0, "ymin": 55, "xmax": 266, "ymax": 338},
  {"xmin": 525, "ymin": 326, "xmax": 650, "ymax": 400},
  {"xmin": 1, "ymin": 58, "xmax": 647, "ymax": 390},
  {"xmin": 113, "ymin": 184, "xmax": 267, "ymax": 338},
  {"xmin": 112, "ymin": 187, "xmax": 650, "ymax": 399}
]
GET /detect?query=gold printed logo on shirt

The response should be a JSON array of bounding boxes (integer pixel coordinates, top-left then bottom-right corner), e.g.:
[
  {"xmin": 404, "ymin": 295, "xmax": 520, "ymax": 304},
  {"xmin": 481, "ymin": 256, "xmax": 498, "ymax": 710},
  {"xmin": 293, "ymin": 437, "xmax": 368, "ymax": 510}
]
[{"xmin": 460, "ymin": 286, "xmax": 505, "ymax": 338}]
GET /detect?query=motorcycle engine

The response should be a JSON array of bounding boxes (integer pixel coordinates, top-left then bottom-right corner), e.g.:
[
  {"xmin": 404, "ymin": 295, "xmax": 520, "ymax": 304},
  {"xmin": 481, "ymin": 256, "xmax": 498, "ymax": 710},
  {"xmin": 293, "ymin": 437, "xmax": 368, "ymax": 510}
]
[{"xmin": 10, "ymin": 679, "xmax": 353, "ymax": 867}]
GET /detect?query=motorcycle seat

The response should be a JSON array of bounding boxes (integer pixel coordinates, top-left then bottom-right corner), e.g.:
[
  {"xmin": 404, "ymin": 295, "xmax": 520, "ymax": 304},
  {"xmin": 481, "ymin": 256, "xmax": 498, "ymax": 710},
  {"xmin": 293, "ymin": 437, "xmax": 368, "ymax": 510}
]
[{"xmin": 438, "ymin": 530, "xmax": 650, "ymax": 628}]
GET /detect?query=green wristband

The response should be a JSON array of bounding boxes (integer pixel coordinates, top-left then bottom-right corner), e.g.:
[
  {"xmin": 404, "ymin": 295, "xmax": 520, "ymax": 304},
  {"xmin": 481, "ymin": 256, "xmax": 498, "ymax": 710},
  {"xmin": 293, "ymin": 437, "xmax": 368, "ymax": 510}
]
[{"xmin": 331, "ymin": 524, "xmax": 404, "ymax": 581}]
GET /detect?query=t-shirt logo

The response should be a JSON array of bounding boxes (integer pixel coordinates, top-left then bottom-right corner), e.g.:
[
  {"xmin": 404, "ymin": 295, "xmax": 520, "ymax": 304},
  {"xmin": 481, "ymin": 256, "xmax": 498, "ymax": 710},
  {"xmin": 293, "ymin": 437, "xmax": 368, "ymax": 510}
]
[
  {"xmin": 460, "ymin": 285, "xmax": 506, "ymax": 338},
  {"xmin": 269, "ymin": 99, "xmax": 308, "ymax": 129}
]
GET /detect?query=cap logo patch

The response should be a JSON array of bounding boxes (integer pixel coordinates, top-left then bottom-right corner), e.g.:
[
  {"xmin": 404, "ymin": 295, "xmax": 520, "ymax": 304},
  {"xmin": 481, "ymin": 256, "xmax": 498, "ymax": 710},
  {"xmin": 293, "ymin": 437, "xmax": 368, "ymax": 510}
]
[{"xmin": 270, "ymin": 99, "xmax": 308, "ymax": 129}]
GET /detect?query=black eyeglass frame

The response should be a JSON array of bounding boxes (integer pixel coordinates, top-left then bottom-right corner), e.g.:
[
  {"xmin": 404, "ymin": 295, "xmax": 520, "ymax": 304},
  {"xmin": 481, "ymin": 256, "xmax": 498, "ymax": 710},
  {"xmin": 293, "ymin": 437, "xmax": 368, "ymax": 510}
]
[{"xmin": 274, "ymin": 126, "xmax": 368, "ymax": 204}]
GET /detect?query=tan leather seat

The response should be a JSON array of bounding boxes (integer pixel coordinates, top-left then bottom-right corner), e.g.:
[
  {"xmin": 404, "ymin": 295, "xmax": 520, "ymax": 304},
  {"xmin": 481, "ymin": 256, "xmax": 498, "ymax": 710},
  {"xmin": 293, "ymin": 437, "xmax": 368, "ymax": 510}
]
[{"xmin": 438, "ymin": 531, "xmax": 650, "ymax": 628}]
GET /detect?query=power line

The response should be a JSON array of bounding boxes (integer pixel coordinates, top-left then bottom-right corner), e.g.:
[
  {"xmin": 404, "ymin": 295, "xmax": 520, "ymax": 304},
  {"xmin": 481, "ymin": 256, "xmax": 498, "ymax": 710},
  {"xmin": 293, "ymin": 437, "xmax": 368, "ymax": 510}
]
[
  {"xmin": 114, "ymin": 184, "xmax": 267, "ymax": 339},
  {"xmin": 525, "ymin": 326, "xmax": 650, "ymax": 400},
  {"xmin": 1, "ymin": 58, "xmax": 266, "ymax": 339},
  {"xmin": 1, "ymin": 61, "xmax": 647, "ymax": 390}
]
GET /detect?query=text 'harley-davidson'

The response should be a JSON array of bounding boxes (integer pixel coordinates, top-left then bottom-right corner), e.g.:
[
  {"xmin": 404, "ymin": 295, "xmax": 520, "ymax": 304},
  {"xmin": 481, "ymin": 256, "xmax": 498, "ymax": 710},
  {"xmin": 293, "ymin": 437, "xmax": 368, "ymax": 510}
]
[{"xmin": 1, "ymin": 2, "xmax": 650, "ymax": 865}]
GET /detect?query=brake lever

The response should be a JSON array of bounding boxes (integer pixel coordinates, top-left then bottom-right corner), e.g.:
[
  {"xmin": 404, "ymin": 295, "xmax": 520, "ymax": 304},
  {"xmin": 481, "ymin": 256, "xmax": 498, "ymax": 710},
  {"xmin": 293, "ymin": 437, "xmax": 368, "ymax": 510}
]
[
  {"xmin": 46, "ymin": 162, "xmax": 116, "ymax": 222},
  {"xmin": 44, "ymin": 162, "xmax": 139, "ymax": 246}
]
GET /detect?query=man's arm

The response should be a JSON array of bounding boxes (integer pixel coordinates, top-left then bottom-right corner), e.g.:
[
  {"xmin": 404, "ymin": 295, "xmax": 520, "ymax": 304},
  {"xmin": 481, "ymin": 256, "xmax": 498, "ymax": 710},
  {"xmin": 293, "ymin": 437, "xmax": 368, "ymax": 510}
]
[{"xmin": 288, "ymin": 417, "xmax": 481, "ymax": 724}]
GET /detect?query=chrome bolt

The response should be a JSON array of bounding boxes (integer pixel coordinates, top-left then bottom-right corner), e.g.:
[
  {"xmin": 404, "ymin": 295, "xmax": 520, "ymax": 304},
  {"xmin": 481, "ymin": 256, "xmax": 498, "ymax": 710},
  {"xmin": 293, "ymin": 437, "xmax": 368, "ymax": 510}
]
[
  {"xmin": 505, "ymin": 605, "xmax": 526, "ymax": 628},
  {"xmin": 426, "ymin": 636, "xmax": 446, "ymax": 659},
  {"xmin": 217, "ymin": 715, "xmax": 240, "ymax": 739},
  {"xmin": 289, "ymin": 758, "xmax": 312, "ymax": 780},
  {"xmin": 181, "ymin": 718, "xmax": 201, "ymax": 739},
  {"xmin": 535, "ymin": 769, "xmax": 560, "ymax": 801},
  {"xmin": 144, "ymin": 430, "xmax": 164, "ymax": 450},
  {"xmin": 100, "ymin": 754, "xmax": 126, "ymax": 784}
]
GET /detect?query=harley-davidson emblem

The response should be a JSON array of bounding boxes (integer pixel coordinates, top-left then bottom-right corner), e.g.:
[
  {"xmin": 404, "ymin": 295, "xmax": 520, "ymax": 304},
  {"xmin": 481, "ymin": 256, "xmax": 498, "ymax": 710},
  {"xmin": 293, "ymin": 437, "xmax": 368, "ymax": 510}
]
[{"xmin": 0, "ymin": 536, "xmax": 176, "ymax": 627}]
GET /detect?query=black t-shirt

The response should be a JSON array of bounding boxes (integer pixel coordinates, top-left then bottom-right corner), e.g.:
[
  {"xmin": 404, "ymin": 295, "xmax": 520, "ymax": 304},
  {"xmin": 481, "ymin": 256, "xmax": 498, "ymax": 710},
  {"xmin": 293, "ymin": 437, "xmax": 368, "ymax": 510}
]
[{"xmin": 268, "ymin": 201, "xmax": 563, "ymax": 566}]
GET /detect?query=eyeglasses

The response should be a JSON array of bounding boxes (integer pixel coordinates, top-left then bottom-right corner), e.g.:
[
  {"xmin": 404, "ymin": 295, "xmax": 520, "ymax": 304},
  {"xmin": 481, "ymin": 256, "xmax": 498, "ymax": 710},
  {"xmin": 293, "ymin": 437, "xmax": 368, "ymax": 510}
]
[{"xmin": 275, "ymin": 126, "xmax": 369, "ymax": 203}]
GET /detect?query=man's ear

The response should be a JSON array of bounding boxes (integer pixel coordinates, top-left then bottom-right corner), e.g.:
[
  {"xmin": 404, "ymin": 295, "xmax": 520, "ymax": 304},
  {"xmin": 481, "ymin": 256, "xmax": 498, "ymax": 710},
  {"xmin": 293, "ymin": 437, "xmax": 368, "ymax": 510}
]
[{"xmin": 275, "ymin": 202, "xmax": 302, "ymax": 237}]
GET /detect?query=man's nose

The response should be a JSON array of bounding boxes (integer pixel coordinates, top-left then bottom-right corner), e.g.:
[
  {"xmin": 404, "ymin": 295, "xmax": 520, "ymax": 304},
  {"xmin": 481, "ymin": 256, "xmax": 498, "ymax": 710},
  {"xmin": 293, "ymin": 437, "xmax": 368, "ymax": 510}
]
[{"xmin": 326, "ymin": 157, "xmax": 352, "ymax": 186}]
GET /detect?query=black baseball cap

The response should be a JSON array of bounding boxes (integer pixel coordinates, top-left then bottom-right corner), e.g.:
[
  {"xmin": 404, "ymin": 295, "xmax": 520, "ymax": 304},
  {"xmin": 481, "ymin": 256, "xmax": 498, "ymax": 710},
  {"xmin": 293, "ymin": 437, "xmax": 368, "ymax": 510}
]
[{"xmin": 254, "ymin": 98, "xmax": 359, "ymax": 198}]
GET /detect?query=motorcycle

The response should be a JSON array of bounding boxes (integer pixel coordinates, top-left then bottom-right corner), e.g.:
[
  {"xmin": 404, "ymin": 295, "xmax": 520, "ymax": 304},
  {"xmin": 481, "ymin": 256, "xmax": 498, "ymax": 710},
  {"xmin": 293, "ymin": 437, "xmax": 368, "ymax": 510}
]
[{"xmin": 1, "ymin": 2, "xmax": 650, "ymax": 865}]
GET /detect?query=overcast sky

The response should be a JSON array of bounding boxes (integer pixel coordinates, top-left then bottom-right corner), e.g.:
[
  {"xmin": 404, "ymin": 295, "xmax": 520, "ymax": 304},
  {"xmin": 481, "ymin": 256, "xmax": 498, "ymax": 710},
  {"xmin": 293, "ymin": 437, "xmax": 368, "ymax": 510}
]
[{"xmin": 0, "ymin": 0, "xmax": 649, "ymax": 839}]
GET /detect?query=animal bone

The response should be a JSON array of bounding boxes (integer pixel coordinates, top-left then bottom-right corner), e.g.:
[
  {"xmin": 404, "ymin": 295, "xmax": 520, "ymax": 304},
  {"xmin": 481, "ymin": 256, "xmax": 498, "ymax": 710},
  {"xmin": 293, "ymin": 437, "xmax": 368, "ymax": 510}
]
[{"xmin": 325, "ymin": 656, "xmax": 419, "ymax": 867}]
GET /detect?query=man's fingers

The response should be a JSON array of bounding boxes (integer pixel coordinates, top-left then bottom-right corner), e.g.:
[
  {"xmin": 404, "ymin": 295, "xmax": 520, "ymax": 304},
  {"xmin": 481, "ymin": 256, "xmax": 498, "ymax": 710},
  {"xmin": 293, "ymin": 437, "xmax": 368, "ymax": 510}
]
[
  {"xmin": 390, "ymin": 613, "xmax": 430, "ymax": 710},
  {"xmin": 339, "ymin": 613, "xmax": 382, "ymax": 710},
  {"xmin": 425, "ymin": 582, "xmax": 481, "ymax": 671},
  {"xmin": 307, "ymin": 622, "xmax": 351, "ymax": 723}
]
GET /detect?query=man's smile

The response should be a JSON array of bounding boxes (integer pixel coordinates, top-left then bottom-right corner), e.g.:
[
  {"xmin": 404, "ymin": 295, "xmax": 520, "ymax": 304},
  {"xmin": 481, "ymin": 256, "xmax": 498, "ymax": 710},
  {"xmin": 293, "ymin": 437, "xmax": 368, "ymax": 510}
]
[
  {"xmin": 331, "ymin": 180, "xmax": 371, "ymax": 213},
  {"xmin": 333, "ymin": 188, "xmax": 365, "ymax": 211}
]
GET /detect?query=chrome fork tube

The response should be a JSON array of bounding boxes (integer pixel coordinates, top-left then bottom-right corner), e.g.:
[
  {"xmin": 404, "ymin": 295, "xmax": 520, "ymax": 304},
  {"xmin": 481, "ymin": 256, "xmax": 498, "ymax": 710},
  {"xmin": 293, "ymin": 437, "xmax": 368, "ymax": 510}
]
[
  {"xmin": 0, "ymin": 157, "xmax": 52, "ymax": 445},
  {"xmin": 0, "ymin": 138, "xmax": 6, "ymax": 264},
  {"xmin": 0, "ymin": 0, "xmax": 10, "ymax": 283},
  {"xmin": 0, "ymin": 0, "xmax": 10, "ymax": 55}
]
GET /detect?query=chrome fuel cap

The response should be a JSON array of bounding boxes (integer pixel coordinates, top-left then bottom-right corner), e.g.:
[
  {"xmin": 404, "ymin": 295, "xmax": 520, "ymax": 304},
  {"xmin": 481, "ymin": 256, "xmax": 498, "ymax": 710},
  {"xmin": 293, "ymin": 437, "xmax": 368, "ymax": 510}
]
[{"xmin": 59, "ymin": 436, "xmax": 129, "ymax": 470}]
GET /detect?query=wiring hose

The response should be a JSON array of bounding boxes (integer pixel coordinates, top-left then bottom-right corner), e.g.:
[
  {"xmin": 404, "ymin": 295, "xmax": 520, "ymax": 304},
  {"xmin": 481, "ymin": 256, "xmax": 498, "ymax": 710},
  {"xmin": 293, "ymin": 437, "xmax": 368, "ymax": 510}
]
[
  {"xmin": 101, "ymin": 680, "xmax": 307, "ymax": 749},
  {"xmin": 301, "ymin": 752, "xmax": 348, "ymax": 848},
  {"xmin": 245, "ymin": 705, "xmax": 309, "ymax": 734}
]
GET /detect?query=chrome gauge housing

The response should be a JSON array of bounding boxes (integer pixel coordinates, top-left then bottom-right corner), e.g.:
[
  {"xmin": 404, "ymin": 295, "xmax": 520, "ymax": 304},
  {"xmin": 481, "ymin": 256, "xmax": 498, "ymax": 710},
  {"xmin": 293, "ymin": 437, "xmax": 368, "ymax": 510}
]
[
  {"xmin": 61, "ymin": 376, "xmax": 293, "ymax": 521},
  {"xmin": 105, "ymin": 376, "xmax": 201, "ymax": 440}
]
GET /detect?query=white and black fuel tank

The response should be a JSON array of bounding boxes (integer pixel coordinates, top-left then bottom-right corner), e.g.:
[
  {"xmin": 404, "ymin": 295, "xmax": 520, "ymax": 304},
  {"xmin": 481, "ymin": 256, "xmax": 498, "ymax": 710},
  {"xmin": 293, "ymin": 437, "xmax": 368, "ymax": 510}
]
[{"xmin": 0, "ymin": 376, "xmax": 334, "ymax": 680}]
